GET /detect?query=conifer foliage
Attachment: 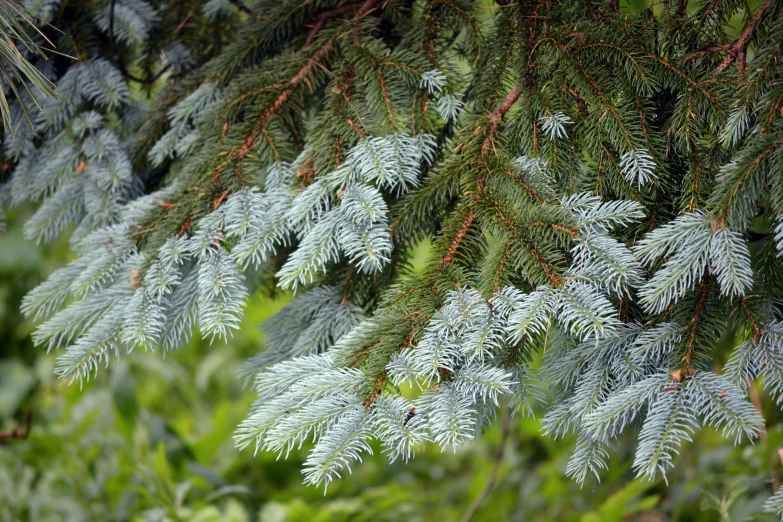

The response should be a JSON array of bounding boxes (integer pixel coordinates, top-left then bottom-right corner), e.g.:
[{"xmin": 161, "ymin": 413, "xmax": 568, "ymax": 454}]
[{"xmin": 4, "ymin": 0, "xmax": 783, "ymax": 507}]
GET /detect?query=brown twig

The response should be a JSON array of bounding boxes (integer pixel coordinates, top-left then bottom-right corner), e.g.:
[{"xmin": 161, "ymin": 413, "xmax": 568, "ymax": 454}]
[
  {"xmin": 0, "ymin": 411, "xmax": 32, "ymax": 440},
  {"xmin": 675, "ymin": 0, "xmax": 688, "ymax": 19},
  {"xmin": 716, "ymin": 0, "xmax": 776, "ymax": 74},
  {"xmin": 683, "ymin": 276, "xmax": 712, "ymax": 373},
  {"xmin": 493, "ymin": 238, "xmax": 516, "ymax": 294},
  {"xmin": 354, "ymin": 0, "xmax": 379, "ymax": 46},
  {"xmin": 222, "ymin": 38, "xmax": 334, "ymax": 168},
  {"xmin": 303, "ymin": 4, "xmax": 356, "ymax": 48},
  {"xmin": 527, "ymin": 239, "xmax": 562, "ymax": 287},
  {"xmin": 482, "ymin": 84, "xmax": 522, "ymax": 154},
  {"xmin": 438, "ymin": 209, "xmax": 476, "ymax": 269},
  {"xmin": 739, "ymin": 297, "xmax": 762, "ymax": 338}
]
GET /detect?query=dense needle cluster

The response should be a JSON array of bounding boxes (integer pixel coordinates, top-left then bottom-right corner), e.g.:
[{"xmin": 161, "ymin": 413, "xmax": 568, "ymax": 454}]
[{"xmin": 2, "ymin": 0, "xmax": 783, "ymax": 510}]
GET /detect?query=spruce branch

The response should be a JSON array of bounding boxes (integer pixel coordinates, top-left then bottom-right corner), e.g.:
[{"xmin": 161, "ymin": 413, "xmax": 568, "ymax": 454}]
[
  {"xmin": 482, "ymin": 84, "xmax": 521, "ymax": 154},
  {"xmin": 303, "ymin": 4, "xmax": 355, "ymax": 48},
  {"xmin": 8, "ymin": 0, "xmax": 783, "ymax": 503},
  {"xmin": 683, "ymin": 277, "xmax": 712, "ymax": 375},
  {"xmin": 353, "ymin": 0, "xmax": 379, "ymax": 47},
  {"xmin": 438, "ymin": 207, "xmax": 476, "ymax": 270},
  {"xmin": 716, "ymin": 0, "xmax": 776, "ymax": 74},
  {"xmin": 108, "ymin": 0, "xmax": 170, "ymax": 84},
  {"xmin": 223, "ymin": 37, "xmax": 337, "ymax": 169}
]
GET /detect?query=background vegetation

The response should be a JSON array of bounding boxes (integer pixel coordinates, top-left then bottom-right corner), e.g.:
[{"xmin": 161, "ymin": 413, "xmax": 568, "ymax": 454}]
[{"xmin": 1, "ymin": 204, "xmax": 782, "ymax": 522}]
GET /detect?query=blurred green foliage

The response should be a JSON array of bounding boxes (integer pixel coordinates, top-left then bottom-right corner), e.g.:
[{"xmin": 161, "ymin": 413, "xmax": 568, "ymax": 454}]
[{"xmin": 3, "ymin": 205, "xmax": 783, "ymax": 520}]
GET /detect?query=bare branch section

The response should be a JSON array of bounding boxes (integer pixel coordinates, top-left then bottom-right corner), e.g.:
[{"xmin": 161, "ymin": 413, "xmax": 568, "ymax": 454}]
[
  {"xmin": 482, "ymin": 84, "xmax": 522, "ymax": 154},
  {"xmin": 716, "ymin": 0, "xmax": 776, "ymax": 73},
  {"xmin": 0, "ymin": 411, "xmax": 32, "ymax": 441}
]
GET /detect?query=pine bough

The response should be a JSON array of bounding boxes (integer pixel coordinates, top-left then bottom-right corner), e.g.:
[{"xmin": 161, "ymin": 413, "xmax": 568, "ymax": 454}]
[{"xmin": 3, "ymin": 0, "xmax": 783, "ymax": 513}]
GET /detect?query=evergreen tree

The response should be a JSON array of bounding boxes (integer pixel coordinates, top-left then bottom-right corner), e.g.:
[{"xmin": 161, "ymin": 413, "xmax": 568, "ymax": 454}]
[{"xmin": 3, "ymin": 0, "xmax": 783, "ymax": 509}]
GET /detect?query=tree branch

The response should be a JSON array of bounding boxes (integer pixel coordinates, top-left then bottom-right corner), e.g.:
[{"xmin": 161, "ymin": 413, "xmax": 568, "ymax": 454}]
[
  {"xmin": 716, "ymin": 0, "xmax": 776, "ymax": 74},
  {"xmin": 109, "ymin": 0, "xmax": 173, "ymax": 84},
  {"xmin": 438, "ymin": 207, "xmax": 476, "ymax": 269},
  {"xmin": 0, "ymin": 411, "xmax": 32, "ymax": 441},
  {"xmin": 684, "ymin": 276, "xmax": 712, "ymax": 373},
  {"xmin": 675, "ymin": 0, "xmax": 688, "ymax": 19},
  {"xmin": 746, "ymin": 229, "xmax": 772, "ymax": 242},
  {"xmin": 354, "ymin": 0, "xmax": 379, "ymax": 46},
  {"xmin": 227, "ymin": 38, "xmax": 335, "ymax": 165},
  {"xmin": 227, "ymin": 0, "xmax": 252, "ymax": 14},
  {"xmin": 303, "ymin": 4, "xmax": 356, "ymax": 48},
  {"xmin": 482, "ymin": 84, "xmax": 521, "ymax": 154}
]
